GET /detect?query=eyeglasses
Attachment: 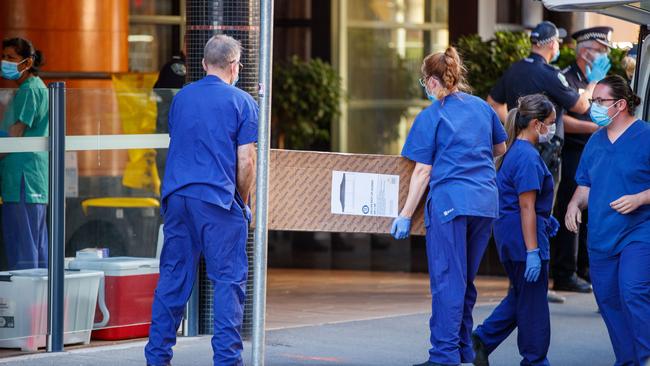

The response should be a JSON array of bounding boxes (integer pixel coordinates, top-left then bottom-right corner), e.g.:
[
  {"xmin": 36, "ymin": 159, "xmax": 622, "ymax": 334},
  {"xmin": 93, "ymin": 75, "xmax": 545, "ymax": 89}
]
[
  {"xmin": 589, "ymin": 98, "xmax": 618, "ymax": 105},
  {"xmin": 418, "ymin": 78, "xmax": 427, "ymax": 87},
  {"xmin": 230, "ymin": 60, "xmax": 243, "ymax": 69}
]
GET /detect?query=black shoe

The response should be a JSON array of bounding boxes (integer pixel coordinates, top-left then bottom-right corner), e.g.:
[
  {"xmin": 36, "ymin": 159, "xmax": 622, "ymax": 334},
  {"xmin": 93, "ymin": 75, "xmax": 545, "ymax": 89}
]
[
  {"xmin": 472, "ymin": 333, "xmax": 490, "ymax": 366},
  {"xmin": 578, "ymin": 270, "xmax": 591, "ymax": 284},
  {"xmin": 553, "ymin": 275, "xmax": 593, "ymax": 293},
  {"xmin": 547, "ymin": 290, "xmax": 566, "ymax": 304},
  {"xmin": 412, "ymin": 361, "xmax": 456, "ymax": 366}
]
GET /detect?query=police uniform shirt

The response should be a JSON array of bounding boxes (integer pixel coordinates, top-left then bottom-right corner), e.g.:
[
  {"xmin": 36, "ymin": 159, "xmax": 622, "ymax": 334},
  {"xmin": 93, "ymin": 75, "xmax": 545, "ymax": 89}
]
[
  {"xmin": 562, "ymin": 63, "xmax": 592, "ymax": 147},
  {"xmin": 490, "ymin": 53, "xmax": 581, "ymax": 140}
]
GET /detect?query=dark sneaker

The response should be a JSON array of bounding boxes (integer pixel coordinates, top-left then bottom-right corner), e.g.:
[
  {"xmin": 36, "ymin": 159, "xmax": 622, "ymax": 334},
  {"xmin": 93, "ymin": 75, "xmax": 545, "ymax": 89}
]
[
  {"xmin": 472, "ymin": 333, "xmax": 490, "ymax": 366},
  {"xmin": 412, "ymin": 361, "xmax": 457, "ymax": 366},
  {"xmin": 547, "ymin": 290, "xmax": 566, "ymax": 303},
  {"xmin": 553, "ymin": 275, "xmax": 593, "ymax": 293}
]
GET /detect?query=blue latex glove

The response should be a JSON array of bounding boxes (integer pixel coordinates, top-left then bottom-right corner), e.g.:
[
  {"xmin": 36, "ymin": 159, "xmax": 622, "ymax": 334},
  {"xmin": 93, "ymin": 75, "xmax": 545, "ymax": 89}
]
[
  {"xmin": 244, "ymin": 205, "xmax": 252, "ymax": 223},
  {"xmin": 548, "ymin": 216, "xmax": 560, "ymax": 238},
  {"xmin": 390, "ymin": 216, "xmax": 411, "ymax": 240},
  {"xmin": 586, "ymin": 54, "xmax": 611, "ymax": 83},
  {"xmin": 525, "ymin": 249, "xmax": 542, "ymax": 282}
]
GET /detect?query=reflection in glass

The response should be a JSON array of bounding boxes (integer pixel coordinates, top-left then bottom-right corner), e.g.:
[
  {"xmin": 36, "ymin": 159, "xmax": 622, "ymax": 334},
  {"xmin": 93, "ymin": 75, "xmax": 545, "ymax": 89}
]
[
  {"xmin": 129, "ymin": 0, "xmax": 179, "ymax": 16},
  {"xmin": 129, "ymin": 24, "xmax": 181, "ymax": 73},
  {"xmin": 348, "ymin": 29, "xmax": 426, "ymax": 100},
  {"xmin": 348, "ymin": 0, "xmax": 430, "ymax": 23},
  {"xmin": 341, "ymin": 0, "xmax": 448, "ymax": 154}
]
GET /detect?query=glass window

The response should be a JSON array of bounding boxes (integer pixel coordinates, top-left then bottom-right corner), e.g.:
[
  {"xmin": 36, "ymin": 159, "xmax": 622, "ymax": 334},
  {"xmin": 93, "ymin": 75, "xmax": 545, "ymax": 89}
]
[
  {"xmin": 347, "ymin": 29, "xmax": 425, "ymax": 100},
  {"xmin": 129, "ymin": 0, "xmax": 180, "ymax": 16},
  {"xmin": 497, "ymin": 0, "xmax": 522, "ymax": 25},
  {"xmin": 129, "ymin": 24, "xmax": 181, "ymax": 73},
  {"xmin": 337, "ymin": 0, "xmax": 448, "ymax": 154},
  {"xmin": 128, "ymin": 0, "xmax": 182, "ymax": 73},
  {"xmin": 348, "ymin": 0, "xmax": 431, "ymax": 23}
]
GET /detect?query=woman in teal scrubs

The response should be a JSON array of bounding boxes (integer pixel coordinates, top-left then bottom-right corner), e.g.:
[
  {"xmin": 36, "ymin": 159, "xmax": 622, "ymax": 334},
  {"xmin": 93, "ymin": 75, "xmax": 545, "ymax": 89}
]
[
  {"xmin": 0, "ymin": 37, "xmax": 49, "ymax": 270},
  {"xmin": 566, "ymin": 75, "xmax": 650, "ymax": 366},
  {"xmin": 472, "ymin": 94, "xmax": 558, "ymax": 366}
]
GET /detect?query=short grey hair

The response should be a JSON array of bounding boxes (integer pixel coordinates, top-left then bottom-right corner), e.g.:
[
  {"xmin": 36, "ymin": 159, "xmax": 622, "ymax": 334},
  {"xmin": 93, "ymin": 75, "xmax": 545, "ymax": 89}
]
[{"xmin": 204, "ymin": 35, "xmax": 242, "ymax": 69}]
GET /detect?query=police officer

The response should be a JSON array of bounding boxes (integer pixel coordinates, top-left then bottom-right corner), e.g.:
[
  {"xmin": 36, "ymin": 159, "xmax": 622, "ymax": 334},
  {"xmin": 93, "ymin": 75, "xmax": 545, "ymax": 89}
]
[
  {"xmin": 553, "ymin": 27, "xmax": 613, "ymax": 292},
  {"xmin": 487, "ymin": 21, "xmax": 609, "ymax": 295},
  {"xmin": 145, "ymin": 34, "xmax": 258, "ymax": 366}
]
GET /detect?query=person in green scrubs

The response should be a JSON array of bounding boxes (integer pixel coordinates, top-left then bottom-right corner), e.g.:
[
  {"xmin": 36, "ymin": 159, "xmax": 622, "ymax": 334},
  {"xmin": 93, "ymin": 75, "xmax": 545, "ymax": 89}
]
[{"xmin": 0, "ymin": 37, "xmax": 48, "ymax": 270}]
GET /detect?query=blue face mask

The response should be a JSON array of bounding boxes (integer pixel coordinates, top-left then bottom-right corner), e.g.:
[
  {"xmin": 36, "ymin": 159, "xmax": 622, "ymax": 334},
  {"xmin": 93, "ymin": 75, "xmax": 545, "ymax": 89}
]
[
  {"xmin": 231, "ymin": 74, "xmax": 239, "ymax": 86},
  {"xmin": 590, "ymin": 101, "xmax": 620, "ymax": 127},
  {"xmin": 551, "ymin": 49, "xmax": 560, "ymax": 63},
  {"xmin": 419, "ymin": 78, "xmax": 438, "ymax": 102},
  {"xmin": 1, "ymin": 59, "xmax": 27, "ymax": 80}
]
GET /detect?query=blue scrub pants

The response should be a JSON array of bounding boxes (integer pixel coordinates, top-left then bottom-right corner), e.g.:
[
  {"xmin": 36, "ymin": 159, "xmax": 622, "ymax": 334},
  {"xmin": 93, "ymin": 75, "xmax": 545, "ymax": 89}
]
[
  {"xmin": 145, "ymin": 194, "xmax": 248, "ymax": 366},
  {"xmin": 1, "ymin": 177, "xmax": 48, "ymax": 270},
  {"xmin": 474, "ymin": 261, "xmax": 550, "ymax": 366},
  {"xmin": 590, "ymin": 241, "xmax": 650, "ymax": 366},
  {"xmin": 425, "ymin": 213, "xmax": 493, "ymax": 365}
]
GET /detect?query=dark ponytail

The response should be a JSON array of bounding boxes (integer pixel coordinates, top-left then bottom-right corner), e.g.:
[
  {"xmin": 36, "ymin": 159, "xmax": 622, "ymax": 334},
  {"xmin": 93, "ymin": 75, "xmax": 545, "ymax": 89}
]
[
  {"xmin": 597, "ymin": 75, "xmax": 642, "ymax": 115},
  {"xmin": 2, "ymin": 37, "xmax": 45, "ymax": 76},
  {"xmin": 496, "ymin": 94, "xmax": 555, "ymax": 170}
]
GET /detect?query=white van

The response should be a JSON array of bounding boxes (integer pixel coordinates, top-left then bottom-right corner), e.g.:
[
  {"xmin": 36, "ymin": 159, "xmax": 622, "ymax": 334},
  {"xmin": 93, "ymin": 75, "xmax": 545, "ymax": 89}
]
[{"xmin": 542, "ymin": 0, "xmax": 650, "ymax": 121}]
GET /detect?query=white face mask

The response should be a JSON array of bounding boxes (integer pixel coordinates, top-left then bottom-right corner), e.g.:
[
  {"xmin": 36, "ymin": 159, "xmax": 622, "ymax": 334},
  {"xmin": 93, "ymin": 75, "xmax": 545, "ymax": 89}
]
[{"xmin": 538, "ymin": 123, "xmax": 556, "ymax": 143}]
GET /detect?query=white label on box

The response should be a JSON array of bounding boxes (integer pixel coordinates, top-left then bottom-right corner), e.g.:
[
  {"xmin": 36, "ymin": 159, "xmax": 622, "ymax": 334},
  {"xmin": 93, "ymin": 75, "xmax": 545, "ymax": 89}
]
[{"xmin": 331, "ymin": 171, "xmax": 399, "ymax": 217}]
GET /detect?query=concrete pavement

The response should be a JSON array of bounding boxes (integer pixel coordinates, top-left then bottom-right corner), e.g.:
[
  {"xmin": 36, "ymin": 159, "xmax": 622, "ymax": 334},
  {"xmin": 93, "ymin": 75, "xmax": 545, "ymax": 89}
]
[{"xmin": 0, "ymin": 292, "xmax": 615, "ymax": 366}]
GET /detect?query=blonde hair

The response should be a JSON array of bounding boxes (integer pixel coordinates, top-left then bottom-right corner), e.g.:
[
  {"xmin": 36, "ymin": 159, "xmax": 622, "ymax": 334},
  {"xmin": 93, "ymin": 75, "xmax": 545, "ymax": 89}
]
[{"xmin": 421, "ymin": 46, "xmax": 471, "ymax": 99}]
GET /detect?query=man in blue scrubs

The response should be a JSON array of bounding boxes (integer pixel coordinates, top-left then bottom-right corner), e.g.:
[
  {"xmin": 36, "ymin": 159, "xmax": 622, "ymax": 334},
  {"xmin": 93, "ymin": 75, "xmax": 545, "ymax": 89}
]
[
  {"xmin": 145, "ymin": 34, "xmax": 258, "ymax": 366},
  {"xmin": 566, "ymin": 75, "xmax": 650, "ymax": 366}
]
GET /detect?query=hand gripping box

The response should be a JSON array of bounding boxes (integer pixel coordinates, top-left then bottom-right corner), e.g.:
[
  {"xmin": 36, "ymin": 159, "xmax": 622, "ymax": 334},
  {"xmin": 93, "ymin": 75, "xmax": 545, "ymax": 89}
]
[{"xmin": 69, "ymin": 257, "xmax": 159, "ymax": 340}]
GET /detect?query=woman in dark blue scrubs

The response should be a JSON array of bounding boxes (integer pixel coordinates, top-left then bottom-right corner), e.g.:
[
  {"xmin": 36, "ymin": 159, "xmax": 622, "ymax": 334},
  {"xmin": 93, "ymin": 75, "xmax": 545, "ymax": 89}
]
[
  {"xmin": 566, "ymin": 75, "xmax": 650, "ymax": 366},
  {"xmin": 390, "ymin": 47, "xmax": 507, "ymax": 366},
  {"xmin": 472, "ymin": 94, "xmax": 559, "ymax": 366}
]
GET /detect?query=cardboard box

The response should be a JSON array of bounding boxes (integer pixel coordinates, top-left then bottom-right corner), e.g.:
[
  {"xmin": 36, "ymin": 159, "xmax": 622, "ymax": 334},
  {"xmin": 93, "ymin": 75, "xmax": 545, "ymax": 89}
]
[{"xmin": 264, "ymin": 150, "xmax": 425, "ymax": 236}]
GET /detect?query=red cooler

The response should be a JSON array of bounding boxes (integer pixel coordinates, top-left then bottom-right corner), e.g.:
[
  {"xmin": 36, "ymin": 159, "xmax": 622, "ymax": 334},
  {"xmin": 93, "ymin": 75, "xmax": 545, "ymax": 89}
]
[{"xmin": 69, "ymin": 257, "xmax": 159, "ymax": 340}]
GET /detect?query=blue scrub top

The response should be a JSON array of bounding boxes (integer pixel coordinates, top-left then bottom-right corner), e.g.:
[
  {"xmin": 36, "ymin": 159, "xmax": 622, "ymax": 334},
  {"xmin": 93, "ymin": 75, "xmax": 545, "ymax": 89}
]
[
  {"xmin": 161, "ymin": 75, "xmax": 259, "ymax": 212},
  {"xmin": 490, "ymin": 53, "xmax": 581, "ymax": 140},
  {"xmin": 402, "ymin": 92, "xmax": 507, "ymax": 224},
  {"xmin": 493, "ymin": 139, "xmax": 555, "ymax": 262},
  {"xmin": 575, "ymin": 120, "xmax": 650, "ymax": 257}
]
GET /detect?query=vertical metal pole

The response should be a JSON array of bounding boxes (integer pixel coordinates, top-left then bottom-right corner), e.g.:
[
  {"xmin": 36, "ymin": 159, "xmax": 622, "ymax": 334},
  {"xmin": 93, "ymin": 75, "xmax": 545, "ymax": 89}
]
[
  {"xmin": 252, "ymin": 0, "xmax": 273, "ymax": 364},
  {"xmin": 47, "ymin": 81, "xmax": 66, "ymax": 352}
]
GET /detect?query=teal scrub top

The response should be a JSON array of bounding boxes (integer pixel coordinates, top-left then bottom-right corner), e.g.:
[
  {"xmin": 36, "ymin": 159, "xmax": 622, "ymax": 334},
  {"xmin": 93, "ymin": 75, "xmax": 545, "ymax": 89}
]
[{"xmin": 1, "ymin": 76, "xmax": 49, "ymax": 204}]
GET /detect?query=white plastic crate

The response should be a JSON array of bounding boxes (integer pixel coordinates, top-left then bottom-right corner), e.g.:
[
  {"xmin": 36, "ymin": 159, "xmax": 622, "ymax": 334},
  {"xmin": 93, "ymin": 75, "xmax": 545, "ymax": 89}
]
[{"xmin": 0, "ymin": 268, "xmax": 102, "ymax": 351}]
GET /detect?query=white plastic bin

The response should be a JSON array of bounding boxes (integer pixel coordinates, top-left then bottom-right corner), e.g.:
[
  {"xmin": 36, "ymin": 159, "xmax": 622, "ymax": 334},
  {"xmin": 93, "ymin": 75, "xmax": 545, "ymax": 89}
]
[{"xmin": 0, "ymin": 268, "xmax": 102, "ymax": 351}]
